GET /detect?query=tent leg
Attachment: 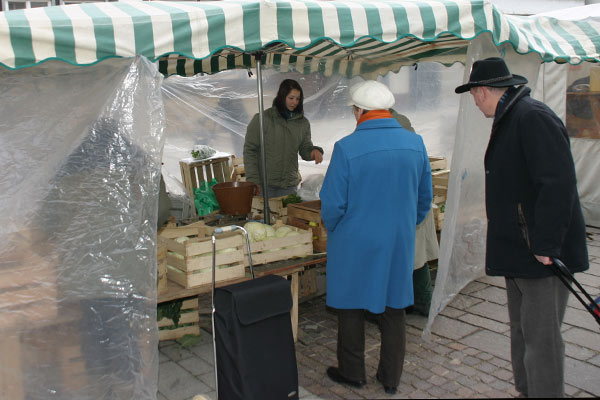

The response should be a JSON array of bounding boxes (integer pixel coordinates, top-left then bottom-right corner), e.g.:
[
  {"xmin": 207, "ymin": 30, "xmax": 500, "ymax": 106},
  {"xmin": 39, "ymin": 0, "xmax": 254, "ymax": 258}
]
[{"xmin": 255, "ymin": 53, "xmax": 270, "ymax": 224}]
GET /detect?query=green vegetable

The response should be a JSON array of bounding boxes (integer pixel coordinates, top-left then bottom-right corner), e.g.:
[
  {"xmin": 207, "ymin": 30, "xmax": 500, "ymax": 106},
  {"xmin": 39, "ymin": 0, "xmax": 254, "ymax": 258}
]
[
  {"xmin": 157, "ymin": 299, "xmax": 183, "ymax": 327},
  {"xmin": 440, "ymin": 203, "xmax": 446, "ymax": 213},
  {"xmin": 282, "ymin": 193, "xmax": 302, "ymax": 207},
  {"xmin": 191, "ymin": 145, "xmax": 217, "ymax": 160},
  {"xmin": 177, "ymin": 333, "xmax": 202, "ymax": 348}
]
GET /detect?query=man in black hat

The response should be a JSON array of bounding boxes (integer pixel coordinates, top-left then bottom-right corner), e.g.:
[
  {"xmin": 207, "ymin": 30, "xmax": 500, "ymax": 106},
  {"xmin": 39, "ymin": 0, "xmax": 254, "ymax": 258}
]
[{"xmin": 455, "ymin": 57, "xmax": 588, "ymax": 398}]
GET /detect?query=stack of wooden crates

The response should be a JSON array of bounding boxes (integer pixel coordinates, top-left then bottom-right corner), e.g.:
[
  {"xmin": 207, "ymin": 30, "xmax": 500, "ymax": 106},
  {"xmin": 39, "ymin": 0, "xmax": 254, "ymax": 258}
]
[{"xmin": 429, "ymin": 156, "xmax": 449, "ymax": 232}]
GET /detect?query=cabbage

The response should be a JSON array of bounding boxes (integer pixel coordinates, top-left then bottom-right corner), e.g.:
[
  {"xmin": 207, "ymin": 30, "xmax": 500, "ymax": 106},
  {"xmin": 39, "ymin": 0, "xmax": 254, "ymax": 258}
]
[
  {"xmin": 175, "ymin": 236, "xmax": 190, "ymax": 244},
  {"xmin": 265, "ymin": 225, "xmax": 276, "ymax": 238},
  {"xmin": 275, "ymin": 226, "xmax": 293, "ymax": 238},
  {"xmin": 245, "ymin": 222, "xmax": 267, "ymax": 242}
]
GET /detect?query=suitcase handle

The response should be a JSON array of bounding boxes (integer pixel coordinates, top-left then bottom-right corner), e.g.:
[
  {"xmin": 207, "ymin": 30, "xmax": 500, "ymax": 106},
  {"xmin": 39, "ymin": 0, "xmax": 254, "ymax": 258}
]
[{"xmin": 551, "ymin": 257, "xmax": 600, "ymax": 327}]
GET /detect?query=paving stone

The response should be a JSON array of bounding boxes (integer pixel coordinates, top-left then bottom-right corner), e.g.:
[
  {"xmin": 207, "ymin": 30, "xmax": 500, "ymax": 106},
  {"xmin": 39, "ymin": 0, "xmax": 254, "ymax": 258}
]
[
  {"xmin": 426, "ymin": 385, "xmax": 449, "ymax": 398},
  {"xmin": 462, "ymin": 355, "xmax": 481, "ymax": 366},
  {"xmin": 476, "ymin": 352, "xmax": 494, "ymax": 361},
  {"xmin": 563, "ymin": 306, "xmax": 599, "ymax": 332},
  {"xmin": 157, "ymin": 392, "xmax": 168, "ymax": 400},
  {"xmin": 565, "ymin": 356, "xmax": 600, "ymax": 395},
  {"xmin": 439, "ymin": 306, "xmax": 466, "ymax": 319},
  {"xmin": 160, "ymin": 343, "xmax": 193, "ymax": 361},
  {"xmin": 458, "ymin": 313, "xmax": 510, "ymax": 334},
  {"xmin": 178, "ymin": 356, "xmax": 213, "ymax": 377},
  {"xmin": 461, "ymin": 281, "xmax": 488, "ymax": 295},
  {"xmin": 475, "ymin": 275, "xmax": 506, "ymax": 288},
  {"xmin": 565, "ymin": 341, "xmax": 596, "ymax": 361},
  {"xmin": 475, "ymin": 361, "xmax": 497, "ymax": 374},
  {"xmin": 588, "ymin": 354, "xmax": 600, "ymax": 367},
  {"xmin": 460, "ymin": 329, "xmax": 511, "ymax": 361},
  {"xmin": 158, "ymin": 361, "xmax": 210, "ymax": 400},
  {"xmin": 489, "ymin": 356, "xmax": 511, "ymax": 369},
  {"xmin": 447, "ymin": 293, "xmax": 484, "ymax": 310},
  {"xmin": 588, "ymin": 244, "xmax": 600, "ymax": 258},
  {"xmin": 563, "ymin": 327, "xmax": 600, "ymax": 352},
  {"xmin": 491, "ymin": 368, "xmax": 513, "ymax": 381},
  {"xmin": 466, "ymin": 301, "xmax": 510, "ymax": 324},
  {"xmin": 456, "ymin": 364, "xmax": 479, "ymax": 377},
  {"xmin": 430, "ymin": 315, "xmax": 479, "ymax": 340},
  {"xmin": 469, "ymin": 285, "xmax": 507, "ymax": 305}
]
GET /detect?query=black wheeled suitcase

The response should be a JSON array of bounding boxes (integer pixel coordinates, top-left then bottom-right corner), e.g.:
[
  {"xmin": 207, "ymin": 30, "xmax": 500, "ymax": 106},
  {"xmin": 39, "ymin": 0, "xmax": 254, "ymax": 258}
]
[{"xmin": 210, "ymin": 225, "xmax": 299, "ymax": 400}]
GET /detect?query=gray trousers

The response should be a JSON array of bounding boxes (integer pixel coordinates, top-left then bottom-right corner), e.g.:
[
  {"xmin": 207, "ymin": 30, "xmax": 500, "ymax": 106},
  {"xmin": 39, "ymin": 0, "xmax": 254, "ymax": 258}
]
[{"xmin": 506, "ymin": 276, "xmax": 570, "ymax": 398}]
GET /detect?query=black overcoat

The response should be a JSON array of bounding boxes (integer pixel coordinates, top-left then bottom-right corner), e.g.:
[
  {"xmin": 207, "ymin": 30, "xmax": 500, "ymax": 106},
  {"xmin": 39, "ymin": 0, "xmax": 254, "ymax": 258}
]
[{"xmin": 484, "ymin": 86, "xmax": 588, "ymax": 278}]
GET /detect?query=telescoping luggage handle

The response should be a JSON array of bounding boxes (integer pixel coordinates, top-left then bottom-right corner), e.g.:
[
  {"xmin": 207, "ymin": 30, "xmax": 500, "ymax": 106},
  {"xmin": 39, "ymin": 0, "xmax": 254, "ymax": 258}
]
[
  {"xmin": 210, "ymin": 225, "xmax": 254, "ymax": 400},
  {"xmin": 551, "ymin": 257, "xmax": 600, "ymax": 327}
]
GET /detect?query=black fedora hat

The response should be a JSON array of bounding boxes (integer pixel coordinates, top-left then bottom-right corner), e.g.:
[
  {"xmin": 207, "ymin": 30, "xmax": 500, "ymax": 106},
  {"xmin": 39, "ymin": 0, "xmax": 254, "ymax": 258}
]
[{"xmin": 455, "ymin": 57, "xmax": 528, "ymax": 94}]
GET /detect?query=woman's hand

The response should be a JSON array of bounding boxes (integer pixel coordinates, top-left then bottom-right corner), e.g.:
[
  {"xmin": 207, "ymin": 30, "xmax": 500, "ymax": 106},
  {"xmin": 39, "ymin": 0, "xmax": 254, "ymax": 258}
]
[{"xmin": 311, "ymin": 149, "xmax": 323, "ymax": 164}]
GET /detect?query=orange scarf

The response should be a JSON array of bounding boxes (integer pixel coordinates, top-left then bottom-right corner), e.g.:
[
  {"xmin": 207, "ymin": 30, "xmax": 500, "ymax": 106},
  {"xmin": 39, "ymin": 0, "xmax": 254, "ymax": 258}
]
[{"xmin": 357, "ymin": 109, "xmax": 393, "ymax": 126}]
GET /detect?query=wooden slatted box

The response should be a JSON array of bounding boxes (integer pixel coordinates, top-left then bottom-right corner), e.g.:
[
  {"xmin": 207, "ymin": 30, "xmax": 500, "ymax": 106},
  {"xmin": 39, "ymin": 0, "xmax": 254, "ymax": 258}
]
[
  {"xmin": 251, "ymin": 195, "xmax": 288, "ymax": 223},
  {"xmin": 179, "ymin": 155, "xmax": 233, "ymax": 204},
  {"xmin": 158, "ymin": 298, "xmax": 201, "ymax": 341},
  {"xmin": 286, "ymin": 200, "xmax": 327, "ymax": 253},
  {"xmin": 243, "ymin": 223, "xmax": 313, "ymax": 266},
  {"xmin": 165, "ymin": 227, "xmax": 246, "ymax": 289}
]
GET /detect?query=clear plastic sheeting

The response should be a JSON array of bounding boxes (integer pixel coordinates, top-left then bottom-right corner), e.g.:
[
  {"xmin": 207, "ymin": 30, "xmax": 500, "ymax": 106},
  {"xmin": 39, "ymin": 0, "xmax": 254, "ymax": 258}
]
[
  {"xmin": 0, "ymin": 57, "xmax": 164, "ymax": 399},
  {"xmin": 160, "ymin": 64, "xmax": 463, "ymax": 199},
  {"xmin": 424, "ymin": 34, "xmax": 545, "ymax": 338}
]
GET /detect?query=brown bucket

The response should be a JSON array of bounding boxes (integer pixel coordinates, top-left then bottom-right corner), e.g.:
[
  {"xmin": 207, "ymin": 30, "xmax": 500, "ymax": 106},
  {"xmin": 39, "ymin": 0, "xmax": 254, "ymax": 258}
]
[{"xmin": 212, "ymin": 181, "xmax": 257, "ymax": 215}]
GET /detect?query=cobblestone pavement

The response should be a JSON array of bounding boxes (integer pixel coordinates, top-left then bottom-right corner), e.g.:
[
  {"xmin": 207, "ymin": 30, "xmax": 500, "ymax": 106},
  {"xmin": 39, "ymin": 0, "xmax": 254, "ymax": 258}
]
[{"xmin": 158, "ymin": 226, "xmax": 600, "ymax": 399}]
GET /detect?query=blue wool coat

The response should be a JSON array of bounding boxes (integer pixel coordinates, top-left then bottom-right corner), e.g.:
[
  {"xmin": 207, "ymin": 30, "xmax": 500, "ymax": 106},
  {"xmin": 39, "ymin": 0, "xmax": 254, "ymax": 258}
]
[{"xmin": 320, "ymin": 118, "xmax": 432, "ymax": 313}]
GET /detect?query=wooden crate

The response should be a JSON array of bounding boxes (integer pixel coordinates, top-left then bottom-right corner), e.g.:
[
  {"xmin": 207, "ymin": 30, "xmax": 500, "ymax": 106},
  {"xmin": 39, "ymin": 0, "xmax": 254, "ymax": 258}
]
[
  {"xmin": 286, "ymin": 200, "xmax": 327, "ymax": 253},
  {"xmin": 244, "ymin": 223, "xmax": 313, "ymax": 266},
  {"xmin": 179, "ymin": 155, "xmax": 233, "ymax": 201},
  {"xmin": 157, "ymin": 237, "xmax": 168, "ymax": 295},
  {"xmin": 432, "ymin": 169, "xmax": 450, "ymax": 188},
  {"xmin": 432, "ymin": 203, "xmax": 445, "ymax": 232},
  {"xmin": 429, "ymin": 156, "xmax": 447, "ymax": 171},
  {"xmin": 251, "ymin": 195, "xmax": 288, "ymax": 223},
  {"xmin": 165, "ymin": 228, "xmax": 246, "ymax": 289},
  {"xmin": 158, "ymin": 298, "xmax": 201, "ymax": 341},
  {"xmin": 231, "ymin": 156, "xmax": 246, "ymax": 182}
]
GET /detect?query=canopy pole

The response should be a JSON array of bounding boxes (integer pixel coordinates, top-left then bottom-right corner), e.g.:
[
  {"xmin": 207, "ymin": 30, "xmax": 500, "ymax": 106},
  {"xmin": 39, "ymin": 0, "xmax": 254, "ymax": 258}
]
[{"xmin": 255, "ymin": 52, "xmax": 270, "ymax": 224}]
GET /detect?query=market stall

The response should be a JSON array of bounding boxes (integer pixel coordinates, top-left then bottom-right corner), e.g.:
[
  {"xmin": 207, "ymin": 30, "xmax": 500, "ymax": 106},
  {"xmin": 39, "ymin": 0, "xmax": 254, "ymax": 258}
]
[{"xmin": 1, "ymin": 1, "xmax": 599, "ymax": 398}]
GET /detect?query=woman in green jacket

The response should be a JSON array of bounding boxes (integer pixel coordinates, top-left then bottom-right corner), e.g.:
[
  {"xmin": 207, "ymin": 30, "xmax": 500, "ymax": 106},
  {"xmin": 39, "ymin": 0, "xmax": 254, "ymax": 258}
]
[{"xmin": 244, "ymin": 79, "xmax": 323, "ymax": 197}]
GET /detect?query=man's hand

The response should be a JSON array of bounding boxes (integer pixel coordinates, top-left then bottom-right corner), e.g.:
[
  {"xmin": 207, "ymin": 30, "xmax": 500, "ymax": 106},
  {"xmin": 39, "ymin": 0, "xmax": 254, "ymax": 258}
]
[
  {"xmin": 535, "ymin": 255, "xmax": 552, "ymax": 265},
  {"xmin": 311, "ymin": 149, "xmax": 323, "ymax": 164}
]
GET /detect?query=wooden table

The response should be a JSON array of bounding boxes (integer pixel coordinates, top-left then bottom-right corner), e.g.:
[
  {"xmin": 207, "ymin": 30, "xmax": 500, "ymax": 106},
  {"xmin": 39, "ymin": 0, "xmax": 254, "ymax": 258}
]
[{"xmin": 158, "ymin": 254, "xmax": 327, "ymax": 342}]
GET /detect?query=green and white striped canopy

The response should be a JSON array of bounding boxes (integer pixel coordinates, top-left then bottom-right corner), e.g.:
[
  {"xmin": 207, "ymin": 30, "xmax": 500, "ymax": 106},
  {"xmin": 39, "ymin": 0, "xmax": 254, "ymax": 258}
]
[{"xmin": 0, "ymin": 0, "xmax": 599, "ymax": 77}]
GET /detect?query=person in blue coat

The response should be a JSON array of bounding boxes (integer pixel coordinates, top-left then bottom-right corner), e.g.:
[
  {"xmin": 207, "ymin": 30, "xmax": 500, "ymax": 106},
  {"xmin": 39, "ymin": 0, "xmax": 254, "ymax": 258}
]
[{"xmin": 321, "ymin": 80, "xmax": 432, "ymax": 394}]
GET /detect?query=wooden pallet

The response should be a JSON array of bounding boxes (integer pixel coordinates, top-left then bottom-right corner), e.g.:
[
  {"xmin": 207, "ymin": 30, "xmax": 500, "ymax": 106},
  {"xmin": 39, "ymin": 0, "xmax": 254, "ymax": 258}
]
[
  {"xmin": 286, "ymin": 200, "xmax": 327, "ymax": 253},
  {"xmin": 158, "ymin": 298, "xmax": 201, "ymax": 341}
]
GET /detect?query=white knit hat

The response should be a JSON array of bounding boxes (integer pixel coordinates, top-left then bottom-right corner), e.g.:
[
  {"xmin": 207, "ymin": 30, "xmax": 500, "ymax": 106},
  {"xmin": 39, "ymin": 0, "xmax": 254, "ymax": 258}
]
[{"xmin": 347, "ymin": 80, "xmax": 395, "ymax": 110}]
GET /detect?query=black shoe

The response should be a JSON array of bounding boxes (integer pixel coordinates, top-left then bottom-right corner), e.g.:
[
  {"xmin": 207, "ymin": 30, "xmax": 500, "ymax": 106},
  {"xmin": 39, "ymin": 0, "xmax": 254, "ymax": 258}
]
[
  {"xmin": 376, "ymin": 373, "xmax": 397, "ymax": 395},
  {"xmin": 326, "ymin": 367, "xmax": 366, "ymax": 388}
]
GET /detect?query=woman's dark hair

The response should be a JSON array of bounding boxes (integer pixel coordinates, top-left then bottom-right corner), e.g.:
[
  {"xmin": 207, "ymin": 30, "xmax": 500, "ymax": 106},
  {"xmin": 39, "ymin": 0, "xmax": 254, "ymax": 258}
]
[{"xmin": 273, "ymin": 79, "xmax": 304, "ymax": 117}]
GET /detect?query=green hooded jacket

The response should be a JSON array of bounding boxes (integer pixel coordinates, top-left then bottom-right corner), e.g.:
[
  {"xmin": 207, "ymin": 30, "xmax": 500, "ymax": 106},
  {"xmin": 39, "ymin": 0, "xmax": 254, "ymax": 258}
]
[{"xmin": 243, "ymin": 106, "xmax": 323, "ymax": 188}]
